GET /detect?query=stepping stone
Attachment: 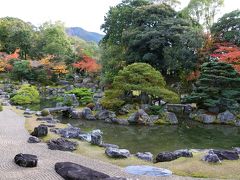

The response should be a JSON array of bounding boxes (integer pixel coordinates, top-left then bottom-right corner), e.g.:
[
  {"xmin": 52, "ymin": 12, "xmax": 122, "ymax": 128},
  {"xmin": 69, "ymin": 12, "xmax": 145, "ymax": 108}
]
[
  {"xmin": 28, "ymin": 136, "xmax": 41, "ymax": 143},
  {"xmin": 14, "ymin": 153, "xmax": 38, "ymax": 168},
  {"xmin": 55, "ymin": 162, "xmax": 110, "ymax": 179},
  {"xmin": 125, "ymin": 165, "xmax": 172, "ymax": 177}
]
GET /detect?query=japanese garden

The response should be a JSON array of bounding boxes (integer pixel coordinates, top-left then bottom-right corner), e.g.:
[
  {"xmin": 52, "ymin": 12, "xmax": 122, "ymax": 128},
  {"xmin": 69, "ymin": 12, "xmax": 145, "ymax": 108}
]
[{"xmin": 0, "ymin": 0, "xmax": 240, "ymax": 179}]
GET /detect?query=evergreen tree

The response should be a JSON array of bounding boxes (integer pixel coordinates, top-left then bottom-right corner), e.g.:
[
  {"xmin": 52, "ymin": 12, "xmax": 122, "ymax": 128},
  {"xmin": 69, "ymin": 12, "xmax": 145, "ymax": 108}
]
[{"xmin": 185, "ymin": 62, "xmax": 240, "ymax": 112}]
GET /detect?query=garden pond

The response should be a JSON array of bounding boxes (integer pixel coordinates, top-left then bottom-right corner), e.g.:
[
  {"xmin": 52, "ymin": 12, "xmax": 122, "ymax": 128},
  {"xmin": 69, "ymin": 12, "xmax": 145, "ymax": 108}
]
[
  {"xmin": 61, "ymin": 117, "xmax": 240, "ymax": 156},
  {"xmin": 27, "ymin": 99, "xmax": 240, "ymax": 156}
]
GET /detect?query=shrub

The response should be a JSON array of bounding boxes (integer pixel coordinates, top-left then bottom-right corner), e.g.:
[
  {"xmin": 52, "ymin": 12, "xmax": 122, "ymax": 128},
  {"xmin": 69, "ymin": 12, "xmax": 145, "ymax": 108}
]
[
  {"xmin": 10, "ymin": 60, "xmax": 32, "ymax": 81},
  {"xmin": 101, "ymin": 63, "xmax": 180, "ymax": 110},
  {"xmin": 149, "ymin": 105, "xmax": 164, "ymax": 115},
  {"xmin": 86, "ymin": 103, "xmax": 95, "ymax": 110},
  {"xmin": 11, "ymin": 84, "xmax": 40, "ymax": 105},
  {"xmin": 65, "ymin": 88, "xmax": 93, "ymax": 105},
  {"xmin": 41, "ymin": 109, "xmax": 50, "ymax": 116}
]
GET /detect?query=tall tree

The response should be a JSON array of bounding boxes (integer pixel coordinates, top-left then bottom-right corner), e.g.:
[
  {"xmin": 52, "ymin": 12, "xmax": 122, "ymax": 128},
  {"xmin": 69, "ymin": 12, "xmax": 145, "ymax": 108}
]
[
  {"xmin": 183, "ymin": 0, "xmax": 224, "ymax": 32},
  {"xmin": 100, "ymin": 0, "xmax": 150, "ymax": 84},
  {"xmin": 122, "ymin": 4, "xmax": 204, "ymax": 76},
  {"xmin": 0, "ymin": 17, "xmax": 35, "ymax": 59},
  {"xmin": 101, "ymin": 0, "xmax": 150, "ymax": 45},
  {"xmin": 38, "ymin": 21, "xmax": 73, "ymax": 58},
  {"xmin": 211, "ymin": 10, "xmax": 240, "ymax": 46}
]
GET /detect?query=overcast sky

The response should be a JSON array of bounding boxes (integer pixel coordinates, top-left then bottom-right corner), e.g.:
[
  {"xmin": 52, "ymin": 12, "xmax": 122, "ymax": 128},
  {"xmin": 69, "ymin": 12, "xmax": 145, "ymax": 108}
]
[{"xmin": 0, "ymin": 0, "xmax": 239, "ymax": 34}]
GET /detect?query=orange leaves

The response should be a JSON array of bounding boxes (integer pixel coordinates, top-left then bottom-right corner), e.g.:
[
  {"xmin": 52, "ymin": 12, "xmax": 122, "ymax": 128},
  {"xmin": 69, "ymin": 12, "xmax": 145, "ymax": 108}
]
[
  {"xmin": 73, "ymin": 55, "xmax": 101, "ymax": 73},
  {"xmin": 5, "ymin": 48, "xmax": 20, "ymax": 61},
  {"xmin": 0, "ymin": 60, "xmax": 12, "ymax": 72},
  {"xmin": 211, "ymin": 43, "xmax": 240, "ymax": 73},
  {"xmin": 52, "ymin": 64, "xmax": 69, "ymax": 74},
  {"xmin": 186, "ymin": 70, "xmax": 200, "ymax": 81}
]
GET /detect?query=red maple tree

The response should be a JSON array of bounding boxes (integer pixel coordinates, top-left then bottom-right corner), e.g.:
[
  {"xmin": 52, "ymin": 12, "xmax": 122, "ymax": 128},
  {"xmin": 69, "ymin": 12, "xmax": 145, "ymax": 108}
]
[
  {"xmin": 73, "ymin": 55, "xmax": 101, "ymax": 73},
  {"xmin": 210, "ymin": 42, "xmax": 240, "ymax": 73}
]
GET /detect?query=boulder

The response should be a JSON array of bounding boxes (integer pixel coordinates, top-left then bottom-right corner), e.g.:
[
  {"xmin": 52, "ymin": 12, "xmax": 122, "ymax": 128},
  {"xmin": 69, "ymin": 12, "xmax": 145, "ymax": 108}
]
[
  {"xmin": 105, "ymin": 147, "xmax": 130, "ymax": 158},
  {"xmin": 31, "ymin": 124, "xmax": 48, "ymax": 137},
  {"xmin": 198, "ymin": 114, "xmax": 216, "ymax": 124},
  {"xmin": 165, "ymin": 112, "xmax": 178, "ymax": 124},
  {"xmin": 55, "ymin": 162, "xmax": 110, "ymax": 180},
  {"xmin": 47, "ymin": 138, "xmax": 78, "ymax": 151},
  {"xmin": 212, "ymin": 150, "xmax": 239, "ymax": 160},
  {"xmin": 174, "ymin": 149, "xmax": 193, "ymax": 158},
  {"xmin": 96, "ymin": 110, "xmax": 116, "ymax": 121},
  {"xmin": 128, "ymin": 109, "xmax": 151, "ymax": 125},
  {"xmin": 217, "ymin": 110, "xmax": 236, "ymax": 124},
  {"xmin": 14, "ymin": 153, "xmax": 38, "ymax": 168},
  {"xmin": 70, "ymin": 110, "xmax": 81, "ymax": 119},
  {"xmin": 58, "ymin": 126, "xmax": 81, "ymax": 138},
  {"xmin": 155, "ymin": 152, "xmax": 178, "ymax": 162},
  {"xmin": 118, "ymin": 104, "xmax": 133, "ymax": 115},
  {"xmin": 90, "ymin": 130, "xmax": 103, "ymax": 145},
  {"xmin": 202, "ymin": 151, "xmax": 221, "ymax": 163},
  {"xmin": 79, "ymin": 134, "xmax": 91, "ymax": 142},
  {"xmin": 35, "ymin": 111, "xmax": 42, "ymax": 116},
  {"xmin": 82, "ymin": 107, "xmax": 96, "ymax": 120},
  {"xmin": 36, "ymin": 116, "xmax": 58, "ymax": 124},
  {"xmin": 135, "ymin": 152, "xmax": 153, "ymax": 162},
  {"xmin": 28, "ymin": 136, "xmax": 41, "ymax": 143},
  {"xmin": 234, "ymin": 147, "xmax": 240, "ymax": 154},
  {"xmin": 63, "ymin": 94, "xmax": 79, "ymax": 107},
  {"xmin": 156, "ymin": 149, "xmax": 193, "ymax": 162}
]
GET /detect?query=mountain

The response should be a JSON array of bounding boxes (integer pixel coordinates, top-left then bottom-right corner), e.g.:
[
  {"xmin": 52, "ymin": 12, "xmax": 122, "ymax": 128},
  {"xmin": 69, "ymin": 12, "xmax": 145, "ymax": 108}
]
[{"xmin": 66, "ymin": 27, "xmax": 104, "ymax": 43}]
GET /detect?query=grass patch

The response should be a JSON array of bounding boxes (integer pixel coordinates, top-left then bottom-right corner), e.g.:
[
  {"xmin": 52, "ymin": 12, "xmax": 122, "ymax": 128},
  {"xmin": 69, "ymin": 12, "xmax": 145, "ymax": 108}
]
[{"xmin": 12, "ymin": 106, "xmax": 240, "ymax": 179}]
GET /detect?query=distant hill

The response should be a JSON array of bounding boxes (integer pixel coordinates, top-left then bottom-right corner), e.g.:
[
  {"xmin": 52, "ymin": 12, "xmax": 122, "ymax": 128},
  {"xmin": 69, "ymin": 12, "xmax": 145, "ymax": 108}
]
[{"xmin": 66, "ymin": 27, "xmax": 104, "ymax": 43}]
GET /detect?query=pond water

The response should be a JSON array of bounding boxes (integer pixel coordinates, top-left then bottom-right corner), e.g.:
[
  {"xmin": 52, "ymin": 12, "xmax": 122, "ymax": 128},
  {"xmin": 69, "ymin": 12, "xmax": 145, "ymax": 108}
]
[
  {"xmin": 61, "ymin": 117, "xmax": 240, "ymax": 156},
  {"xmin": 28, "ymin": 100, "xmax": 240, "ymax": 156}
]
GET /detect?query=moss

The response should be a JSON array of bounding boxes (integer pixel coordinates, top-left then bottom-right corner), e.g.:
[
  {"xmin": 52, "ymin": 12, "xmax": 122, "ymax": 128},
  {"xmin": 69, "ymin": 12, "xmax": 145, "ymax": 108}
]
[{"xmin": 154, "ymin": 119, "xmax": 170, "ymax": 125}]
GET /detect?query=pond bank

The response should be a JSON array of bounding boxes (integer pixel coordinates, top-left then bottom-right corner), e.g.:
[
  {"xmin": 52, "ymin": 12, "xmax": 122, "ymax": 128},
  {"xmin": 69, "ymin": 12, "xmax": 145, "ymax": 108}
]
[{"xmin": 16, "ymin": 106, "xmax": 240, "ymax": 179}]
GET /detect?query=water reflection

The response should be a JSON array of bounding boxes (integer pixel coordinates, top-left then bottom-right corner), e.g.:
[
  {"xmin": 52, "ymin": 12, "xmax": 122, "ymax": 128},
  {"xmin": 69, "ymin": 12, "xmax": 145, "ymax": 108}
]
[{"xmin": 61, "ymin": 118, "xmax": 240, "ymax": 155}]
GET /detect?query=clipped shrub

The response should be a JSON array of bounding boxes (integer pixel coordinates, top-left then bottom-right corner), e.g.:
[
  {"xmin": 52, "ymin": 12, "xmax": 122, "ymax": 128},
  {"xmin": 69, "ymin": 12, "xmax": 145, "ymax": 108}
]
[
  {"xmin": 65, "ymin": 88, "xmax": 93, "ymax": 105},
  {"xmin": 101, "ymin": 63, "xmax": 180, "ymax": 110},
  {"xmin": 41, "ymin": 109, "xmax": 50, "ymax": 116},
  {"xmin": 11, "ymin": 84, "xmax": 40, "ymax": 105}
]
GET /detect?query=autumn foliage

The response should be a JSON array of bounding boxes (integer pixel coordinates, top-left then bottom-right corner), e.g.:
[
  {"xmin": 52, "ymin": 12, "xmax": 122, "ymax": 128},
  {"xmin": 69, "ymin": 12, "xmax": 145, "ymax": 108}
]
[
  {"xmin": 210, "ymin": 42, "xmax": 240, "ymax": 73},
  {"xmin": 52, "ymin": 64, "xmax": 69, "ymax": 74},
  {"xmin": 73, "ymin": 55, "xmax": 101, "ymax": 73}
]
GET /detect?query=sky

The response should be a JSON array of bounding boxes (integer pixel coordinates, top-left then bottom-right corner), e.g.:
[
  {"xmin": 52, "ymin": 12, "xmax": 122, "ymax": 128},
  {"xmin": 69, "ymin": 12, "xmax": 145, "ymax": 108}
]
[{"xmin": 0, "ymin": 0, "xmax": 239, "ymax": 34}]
